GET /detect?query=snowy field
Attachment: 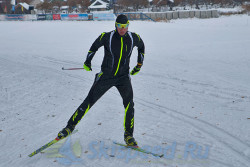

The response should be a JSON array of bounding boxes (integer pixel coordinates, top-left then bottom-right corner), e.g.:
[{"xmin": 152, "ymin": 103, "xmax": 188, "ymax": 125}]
[{"xmin": 0, "ymin": 15, "xmax": 250, "ymax": 167}]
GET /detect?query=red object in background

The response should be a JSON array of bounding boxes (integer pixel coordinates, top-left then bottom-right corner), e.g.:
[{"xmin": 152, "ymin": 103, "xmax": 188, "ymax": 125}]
[
  {"xmin": 4, "ymin": 5, "xmax": 7, "ymax": 13},
  {"xmin": 69, "ymin": 14, "xmax": 78, "ymax": 18},
  {"xmin": 53, "ymin": 14, "xmax": 61, "ymax": 20}
]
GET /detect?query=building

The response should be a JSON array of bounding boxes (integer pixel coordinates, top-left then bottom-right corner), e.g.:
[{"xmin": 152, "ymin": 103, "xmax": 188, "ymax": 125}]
[
  {"xmin": 14, "ymin": 3, "xmax": 34, "ymax": 14},
  {"xmin": 30, "ymin": 0, "xmax": 43, "ymax": 8},
  {"xmin": 60, "ymin": 6, "xmax": 69, "ymax": 14},
  {"xmin": 89, "ymin": 0, "xmax": 110, "ymax": 11}
]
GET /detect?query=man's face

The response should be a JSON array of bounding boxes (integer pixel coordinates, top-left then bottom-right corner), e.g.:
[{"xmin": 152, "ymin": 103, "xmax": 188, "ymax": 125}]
[
  {"xmin": 116, "ymin": 22, "xmax": 129, "ymax": 36},
  {"xmin": 117, "ymin": 27, "xmax": 128, "ymax": 36}
]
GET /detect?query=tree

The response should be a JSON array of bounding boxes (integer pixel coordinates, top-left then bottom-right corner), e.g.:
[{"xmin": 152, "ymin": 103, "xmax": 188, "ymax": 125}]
[
  {"xmin": 132, "ymin": 0, "xmax": 148, "ymax": 11},
  {"xmin": 152, "ymin": 0, "xmax": 171, "ymax": 12},
  {"xmin": 174, "ymin": 0, "xmax": 182, "ymax": 6},
  {"xmin": 117, "ymin": 0, "xmax": 148, "ymax": 12},
  {"xmin": 36, "ymin": 0, "xmax": 52, "ymax": 14},
  {"xmin": 117, "ymin": 0, "xmax": 133, "ymax": 12},
  {"xmin": 67, "ymin": 0, "xmax": 78, "ymax": 12},
  {"xmin": 51, "ymin": 0, "xmax": 64, "ymax": 8},
  {"xmin": 77, "ymin": 0, "xmax": 91, "ymax": 13},
  {"xmin": 16, "ymin": 0, "xmax": 32, "ymax": 4},
  {"xmin": 0, "ymin": 0, "xmax": 12, "ymax": 14},
  {"xmin": 153, "ymin": 0, "xmax": 168, "ymax": 7}
]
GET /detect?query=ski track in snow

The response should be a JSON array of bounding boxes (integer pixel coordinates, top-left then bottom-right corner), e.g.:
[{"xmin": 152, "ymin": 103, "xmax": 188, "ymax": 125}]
[
  {"xmin": 37, "ymin": 61, "xmax": 250, "ymax": 167},
  {"xmin": 135, "ymin": 96, "xmax": 250, "ymax": 166},
  {"xmin": 73, "ymin": 73, "xmax": 250, "ymax": 167},
  {"xmin": 7, "ymin": 55, "xmax": 248, "ymax": 167}
]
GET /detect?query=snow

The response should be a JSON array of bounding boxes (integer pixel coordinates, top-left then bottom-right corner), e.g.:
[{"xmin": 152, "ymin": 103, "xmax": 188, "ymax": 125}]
[
  {"xmin": 18, "ymin": 2, "xmax": 30, "ymax": 10},
  {"xmin": 60, "ymin": 6, "xmax": 69, "ymax": 10},
  {"xmin": 89, "ymin": 0, "xmax": 109, "ymax": 9},
  {"xmin": 11, "ymin": 0, "xmax": 15, "ymax": 5},
  {"xmin": 0, "ymin": 15, "xmax": 250, "ymax": 167},
  {"xmin": 217, "ymin": 6, "xmax": 244, "ymax": 13}
]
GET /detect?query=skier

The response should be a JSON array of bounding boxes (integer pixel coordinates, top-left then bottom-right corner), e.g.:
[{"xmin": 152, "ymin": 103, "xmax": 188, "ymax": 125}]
[{"xmin": 58, "ymin": 14, "xmax": 145, "ymax": 147}]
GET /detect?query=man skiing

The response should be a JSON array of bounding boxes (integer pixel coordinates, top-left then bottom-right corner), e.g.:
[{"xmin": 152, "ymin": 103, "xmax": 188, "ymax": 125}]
[{"xmin": 58, "ymin": 14, "xmax": 145, "ymax": 147}]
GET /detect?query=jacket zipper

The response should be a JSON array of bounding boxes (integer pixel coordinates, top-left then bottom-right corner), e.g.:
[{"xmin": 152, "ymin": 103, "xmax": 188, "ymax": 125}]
[{"xmin": 114, "ymin": 37, "xmax": 123, "ymax": 76}]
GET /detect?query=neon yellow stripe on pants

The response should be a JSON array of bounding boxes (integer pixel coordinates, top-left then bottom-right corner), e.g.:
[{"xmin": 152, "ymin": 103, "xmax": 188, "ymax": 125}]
[
  {"xmin": 72, "ymin": 104, "xmax": 90, "ymax": 125},
  {"xmin": 124, "ymin": 102, "xmax": 130, "ymax": 131}
]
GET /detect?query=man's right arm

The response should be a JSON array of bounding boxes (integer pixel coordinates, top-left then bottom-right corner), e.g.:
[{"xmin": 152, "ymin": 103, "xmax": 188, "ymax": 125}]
[{"xmin": 84, "ymin": 33, "xmax": 106, "ymax": 71}]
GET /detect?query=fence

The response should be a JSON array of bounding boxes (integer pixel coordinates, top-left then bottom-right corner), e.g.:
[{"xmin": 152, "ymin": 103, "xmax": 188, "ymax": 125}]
[
  {"xmin": 0, "ymin": 13, "xmax": 94, "ymax": 21},
  {"xmin": 114, "ymin": 13, "xmax": 155, "ymax": 22},
  {"xmin": 144, "ymin": 10, "xmax": 219, "ymax": 21},
  {"xmin": 0, "ymin": 10, "xmax": 219, "ymax": 21}
]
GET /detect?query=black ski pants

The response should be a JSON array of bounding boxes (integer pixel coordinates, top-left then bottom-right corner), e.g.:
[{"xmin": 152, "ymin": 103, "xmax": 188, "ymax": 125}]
[{"xmin": 67, "ymin": 72, "xmax": 135, "ymax": 136}]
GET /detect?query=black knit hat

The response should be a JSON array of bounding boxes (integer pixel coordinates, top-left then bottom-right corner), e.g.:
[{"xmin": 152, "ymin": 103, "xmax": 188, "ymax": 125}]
[{"xmin": 116, "ymin": 14, "xmax": 129, "ymax": 24}]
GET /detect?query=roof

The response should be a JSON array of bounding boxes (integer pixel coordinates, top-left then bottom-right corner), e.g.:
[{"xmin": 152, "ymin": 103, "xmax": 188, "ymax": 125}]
[
  {"xmin": 89, "ymin": 0, "xmax": 108, "ymax": 9},
  {"xmin": 60, "ymin": 6, "xmax": 69, "ymax": 10},
  {"xmin": 18, "ymin": 3, "xmax": 31, "ymax": 10}
]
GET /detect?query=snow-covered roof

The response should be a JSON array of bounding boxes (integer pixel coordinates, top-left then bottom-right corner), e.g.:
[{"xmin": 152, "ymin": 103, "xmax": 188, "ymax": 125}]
[
  {"xmin": 60, "ymin": 6, "xmax": 69, "ymax": 10},
  {"xmin": 18, "ymin": 3, "xmax": 30, "ymax": 10},
  {"xmin": 89, "ymin": 0, "xmax": 108, "ymax": 9}
]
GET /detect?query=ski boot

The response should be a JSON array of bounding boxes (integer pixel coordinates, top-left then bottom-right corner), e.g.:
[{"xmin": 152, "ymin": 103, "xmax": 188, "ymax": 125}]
[
  {"xmin": 57, "ymin": 125, "xmax": 75, "ymax": 140},
  {"xmin": 124, "ymin": 132, "xmax": 138, "ymax": 147}
]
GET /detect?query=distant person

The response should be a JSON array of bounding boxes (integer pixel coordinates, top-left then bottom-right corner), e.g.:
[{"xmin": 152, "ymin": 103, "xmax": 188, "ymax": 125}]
[{"xmin": 57, "ymin": 14, "xmax": 145, "ymax": 147}]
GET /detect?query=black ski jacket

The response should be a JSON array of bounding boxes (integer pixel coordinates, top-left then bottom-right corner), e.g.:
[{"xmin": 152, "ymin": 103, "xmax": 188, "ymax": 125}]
[{"xmin": 85, "ymin": 30, "xmax": 145, "ymax": 77}]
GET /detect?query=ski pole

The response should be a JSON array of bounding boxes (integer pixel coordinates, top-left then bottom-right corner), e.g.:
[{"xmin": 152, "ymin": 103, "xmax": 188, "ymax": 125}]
[{"xmin": 62, "ymin": 67, "xmax": 85, "ymax": 70}]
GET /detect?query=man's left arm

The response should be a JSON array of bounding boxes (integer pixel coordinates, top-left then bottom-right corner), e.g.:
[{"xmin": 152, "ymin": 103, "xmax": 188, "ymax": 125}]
[{"xmin": 130, "ymin": 33, "xmax": 145, "ymax": 75}]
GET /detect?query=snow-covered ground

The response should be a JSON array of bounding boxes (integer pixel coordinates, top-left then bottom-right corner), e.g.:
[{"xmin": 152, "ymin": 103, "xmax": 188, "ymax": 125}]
[
  {"xmin": 0, "ymin": 15, "xmax": 250, "ymax": 167},
  {"xmin": 217, "ymin": 6, "xmax": 244, "ymax": 13}
]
